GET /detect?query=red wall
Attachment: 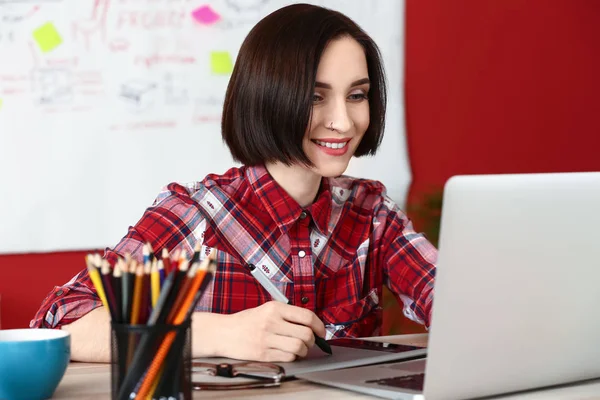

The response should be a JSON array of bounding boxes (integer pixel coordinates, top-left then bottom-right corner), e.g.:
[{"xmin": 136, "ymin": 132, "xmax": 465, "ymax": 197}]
[
  {"xmin": 405, "ymin": 0, "xmax": 600, "ymax": 203},
  {"xmin": 0, "ymin": 250, "xmax": 98, "ymax": 329},
  {"xmin": 2, "ymin": 0, "xmax": 600, "ymax": 330}
]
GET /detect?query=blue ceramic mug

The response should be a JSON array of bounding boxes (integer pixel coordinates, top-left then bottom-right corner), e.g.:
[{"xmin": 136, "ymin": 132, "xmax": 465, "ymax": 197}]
[{"xmin": 0, "ymin": 329, "xmax": 70, "ymax": 400}]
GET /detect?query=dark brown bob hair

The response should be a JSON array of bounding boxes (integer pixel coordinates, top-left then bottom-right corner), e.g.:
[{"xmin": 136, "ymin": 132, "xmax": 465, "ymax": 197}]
[{"xmin": 222, "ymin": 3, "xmax": 387, "ymax": 166}]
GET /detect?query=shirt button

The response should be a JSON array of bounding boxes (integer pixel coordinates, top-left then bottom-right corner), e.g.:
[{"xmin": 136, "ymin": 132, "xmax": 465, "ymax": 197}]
[
  {"xmin": 55, "ymin": 290, "xmax": 63, "ymax": 296},
  {"xmin": 299, "ymin": 211, "xmax": 308, "ymax": 219},
  {"xmin": 301, "ymin": 296, "xmax": 309, "ymax": 304},
  {"xmin": 298, "ymin": 250, "xmax": 306, "ymax": 258}
]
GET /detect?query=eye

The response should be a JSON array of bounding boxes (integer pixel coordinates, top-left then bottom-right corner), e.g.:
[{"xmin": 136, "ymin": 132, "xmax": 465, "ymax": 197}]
[
  {"xmin": 312, "ymin": 93, "xmax": 324, "ymax": 103},
  {"xmin": 348, "ymin": 92, "xmax": 368, "ymax": 102}
]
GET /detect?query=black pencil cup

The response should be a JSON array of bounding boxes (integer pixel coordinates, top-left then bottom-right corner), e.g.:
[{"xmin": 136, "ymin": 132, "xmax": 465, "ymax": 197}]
[{"xmin": 110, "ymin": 320, "xmax": 192, "ymax": 400}]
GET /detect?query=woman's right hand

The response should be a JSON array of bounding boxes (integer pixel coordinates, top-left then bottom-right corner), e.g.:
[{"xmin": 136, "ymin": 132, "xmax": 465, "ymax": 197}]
[{"xmin": 216, "ymin": 301, "xmax": 327, "ymax": 362}]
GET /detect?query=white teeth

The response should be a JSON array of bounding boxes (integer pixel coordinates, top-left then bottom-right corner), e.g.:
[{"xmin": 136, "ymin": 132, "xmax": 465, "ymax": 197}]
[{"xmin": 315, "ymin": 140, "xmax": 348, "ymax": 149}]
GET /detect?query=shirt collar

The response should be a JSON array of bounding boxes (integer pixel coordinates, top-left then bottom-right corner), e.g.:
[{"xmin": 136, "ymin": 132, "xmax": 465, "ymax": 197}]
[
  {"xmin": 246, "ymin": 165, "xmax": 332, "ymax": 235},
  {"xmin": 310, "ymin": 178, "xmax": 332, "ymax": 235}
]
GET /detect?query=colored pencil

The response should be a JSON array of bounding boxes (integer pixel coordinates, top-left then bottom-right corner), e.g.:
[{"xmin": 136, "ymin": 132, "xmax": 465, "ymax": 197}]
[
  {"xmin": 120, "ymin": 258, "xmax": 132, "ymax": 324},
  {"xmin": 139, "ymin": 261, "xmax": 151, "ymax": 324},
  {"xmin": 161, "ymin": 248, "xmax": 172, "ymax": 275},
  {"xmin": 156, "ymin": 258, "xmax": 189, "ymax": 325},
  {"xmin": 190, "ymin": 241, "xmax": 202, "ymax": 265},
  {"xmin": 166, "ymin": 261, "xmax": 194, "ymax": 323},
  {"xmin": 100, "ymin": 260, "xmax": 118, "ymax": 322},
  {"xmin": 94, "ymin": 247, "xmax": 218, "ymax": 400},
  {"xmin": 133, "ymin": 252, "xmax": 216, "ymax": 399},
  {"xmin": 142, "ymin": 243, "xmax": 151, "ymax": 266},
  {"xmin": 129, "ymin": 264, "xmax": 144, "ymax": 325},
  {"xmin": 157, "ymin": 259, "xmax": 165, "ymax": 288},
  {"xmin": 147, "ymin": 269, "xmax": 176, "ymax": 326},
  {"xmin": 116, "ymin": 259, "xmax": 188, "ymax": 399},
  {"xmin": 85, "ymin": 255, "xmax": 110, "ymax": 311},
  {"xmin": 117, "ymin": 269, "xmax": 177, "ymax": 399},
  {"xmin": 146, "ymin": 242, "xmax": 155, "ymax": 261},
  {"xmin": 126, "ymin": 264, "xmax": 145, "ymax": 367},
  {"xmin": 112, "ymin": 261, "xmax": 123, "ymax": 323},
  {"xmin": 184, "ymin": 267, "xmax": 215, "ymax": 321},
  {"xmin": 150, "ymin": 258, "xmax": 160, "ymax": 307}
]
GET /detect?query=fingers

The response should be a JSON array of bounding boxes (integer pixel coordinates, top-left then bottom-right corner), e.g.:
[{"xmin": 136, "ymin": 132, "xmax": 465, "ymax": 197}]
[
  {"xmin": 267, "ymin": 333, "xmax": 310, "ymax": 359},
  {"xmin": 261, "ymin": 348, "xmax": 297, "ymax": 363},
  {"xmin": 242, "ymin": 302, "xmax": 329, "ymax": 362},
  {"xmin": 276, "ymin": 302, "xmax": 327, "ymax": 339},
  {"xmin": 275, "ymin": 320, "xmax": 315, "ymax": 349},
  {"xmin": 310, "ymin": 318, "xmax": 327, "ymax": 340}
]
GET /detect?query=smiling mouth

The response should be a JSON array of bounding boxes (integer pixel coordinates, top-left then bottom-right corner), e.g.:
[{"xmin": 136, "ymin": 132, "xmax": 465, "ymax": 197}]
[{"xmin": 312, "ymin": 140, "xmax": 350, "ymax": 149}]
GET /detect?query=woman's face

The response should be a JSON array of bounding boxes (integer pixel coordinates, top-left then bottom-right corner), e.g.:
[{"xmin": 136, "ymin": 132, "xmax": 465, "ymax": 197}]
[{"xmin": 303, "ymin": 36, "xmax": 371, "ymax": 178}]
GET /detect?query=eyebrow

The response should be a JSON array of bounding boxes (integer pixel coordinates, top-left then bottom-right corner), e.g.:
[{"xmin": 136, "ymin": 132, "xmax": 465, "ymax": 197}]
[{"xmin": 315, "ymin": 78, "xmax": 370, "ymax": 89}]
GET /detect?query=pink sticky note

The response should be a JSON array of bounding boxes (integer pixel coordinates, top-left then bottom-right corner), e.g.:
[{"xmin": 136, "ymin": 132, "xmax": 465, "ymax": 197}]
[{"xmin": 191, "ymin": 5, "xmax": 220, "ymax": 25}]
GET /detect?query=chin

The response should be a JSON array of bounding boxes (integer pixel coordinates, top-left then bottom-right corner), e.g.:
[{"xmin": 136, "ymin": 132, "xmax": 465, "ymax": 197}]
[{"xmin": 313, "ymin": 161, "xmax": 351, "ymax": 178}]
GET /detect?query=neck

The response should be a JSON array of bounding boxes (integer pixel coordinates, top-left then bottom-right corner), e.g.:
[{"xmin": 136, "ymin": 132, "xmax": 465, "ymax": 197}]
[{"xmin": 265, "ymin": 162, "xmax": 322, "ymax": 207}]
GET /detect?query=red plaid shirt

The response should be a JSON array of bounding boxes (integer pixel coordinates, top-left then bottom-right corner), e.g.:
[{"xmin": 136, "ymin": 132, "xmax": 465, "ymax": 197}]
[{"xmin": 31, "ymin": 165, "xmax": 437, "ymax": 338}]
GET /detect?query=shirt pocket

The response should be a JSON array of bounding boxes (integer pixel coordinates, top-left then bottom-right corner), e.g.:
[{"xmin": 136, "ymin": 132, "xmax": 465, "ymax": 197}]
[
  {"xmin": 317, "ymin": 206, "xmax": 372, "ymax": 275},
  {"xmin": 315, "ymin": 236, "xmax": 370, "ymax": 278},
  {"xmin": 320, "ymin": 288, "xmax": 382, "ymax": 337}
]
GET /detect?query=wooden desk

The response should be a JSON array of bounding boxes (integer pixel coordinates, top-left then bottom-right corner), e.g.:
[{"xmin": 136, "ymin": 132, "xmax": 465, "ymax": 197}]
[
  {"xmin": 53, "ymin": 334, "xmax": 600, "ymax": 399},
  {"xmin": 53, "ymin": 334, "xmax": 427, "ymax": 399}
]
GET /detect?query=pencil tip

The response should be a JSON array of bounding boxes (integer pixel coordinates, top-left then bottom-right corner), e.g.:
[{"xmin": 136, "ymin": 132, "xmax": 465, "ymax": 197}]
[
  {"xmin": 200, "ymin": 249, "xmax": 217, "ymax": 271},
  {"xmin": 84, "ymin": 254, "xmax": 93, "ymax": 268},
  {"xmin": 93, "ymin": 254, "xmax": 102, "ymax": 268},
  {"xmin": 194, "ymin": 241, "xmax": 202, "ymax": 252},
  {"xmin": 179, "ymin": 249, "xmax": 187, "ymax": 261},
  {"xmin": 208, "ymin": 248, "xmax": 217, "ymax": 260}
]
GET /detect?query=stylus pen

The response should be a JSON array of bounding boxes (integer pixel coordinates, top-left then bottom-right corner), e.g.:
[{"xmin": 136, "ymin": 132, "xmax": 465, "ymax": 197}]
[{"xmin": 247, "ymin": 263, "xmax": 332, "ymax": 355}]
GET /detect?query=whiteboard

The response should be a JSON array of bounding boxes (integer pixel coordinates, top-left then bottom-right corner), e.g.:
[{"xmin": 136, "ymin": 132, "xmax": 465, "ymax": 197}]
[{"xmin": 0, "ymin": 0, "xmax": 409, "ymax": 254}]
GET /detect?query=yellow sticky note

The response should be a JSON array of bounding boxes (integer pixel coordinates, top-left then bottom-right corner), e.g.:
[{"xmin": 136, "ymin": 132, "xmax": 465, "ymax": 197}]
[
  {"xmin": 210, "ymin": 51, "xmax": 233, "ymax": 75},
  {"xmin": 33, "ymin": 22, "xmax": 63, "ymax": 53}
]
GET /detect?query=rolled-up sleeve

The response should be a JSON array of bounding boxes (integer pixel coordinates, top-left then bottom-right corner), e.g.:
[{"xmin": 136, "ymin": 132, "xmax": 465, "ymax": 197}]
[
  {"xmin": 29, "ymin": 268, "xmax": 102, "ymax": 329},
  {"xmin": 380, "ymin": 203, "xmax": 437, "ymax": 328},
  {"xmin": 30, "ymin": 182, "xmax": 203, "ymax": 328}
]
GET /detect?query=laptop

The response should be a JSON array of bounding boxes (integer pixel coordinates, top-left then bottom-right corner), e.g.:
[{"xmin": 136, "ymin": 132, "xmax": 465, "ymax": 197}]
[{"xmin": 298, "ymin": 172, "xmax": 600, "ymax": 399}]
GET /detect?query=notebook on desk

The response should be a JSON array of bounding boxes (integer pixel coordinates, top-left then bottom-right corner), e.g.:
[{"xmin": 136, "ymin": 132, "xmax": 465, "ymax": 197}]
[{"xmin": 298, "ymin": 172, "xmax": 600, "ymax": 400}]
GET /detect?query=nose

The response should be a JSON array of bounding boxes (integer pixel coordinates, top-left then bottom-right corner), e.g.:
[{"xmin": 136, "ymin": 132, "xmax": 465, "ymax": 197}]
[{"xmin": 327, "ymin": 97, "xmax": 353, "ymax": 133}]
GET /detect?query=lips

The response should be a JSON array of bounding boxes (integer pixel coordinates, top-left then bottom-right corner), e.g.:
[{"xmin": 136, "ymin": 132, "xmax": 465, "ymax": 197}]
[
  {"xmin": 313, "ymin": 139, "xmax": 349, "ymax": 149},
  {"xmin": 311, "ymin": 139, "xmax": 351, "ymax": 156}
]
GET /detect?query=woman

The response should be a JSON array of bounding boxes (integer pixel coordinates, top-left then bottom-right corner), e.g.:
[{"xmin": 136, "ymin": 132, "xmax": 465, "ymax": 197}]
[{"xmin": 31, "ymin": 3, "xmax": 437, "ymax": 363}]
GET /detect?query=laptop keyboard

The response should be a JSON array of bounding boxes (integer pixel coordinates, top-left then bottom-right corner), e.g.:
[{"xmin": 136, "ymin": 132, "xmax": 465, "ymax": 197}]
[{"xmin": 365, "ymin": 373, "xmax": 425, "ymax": 391}]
